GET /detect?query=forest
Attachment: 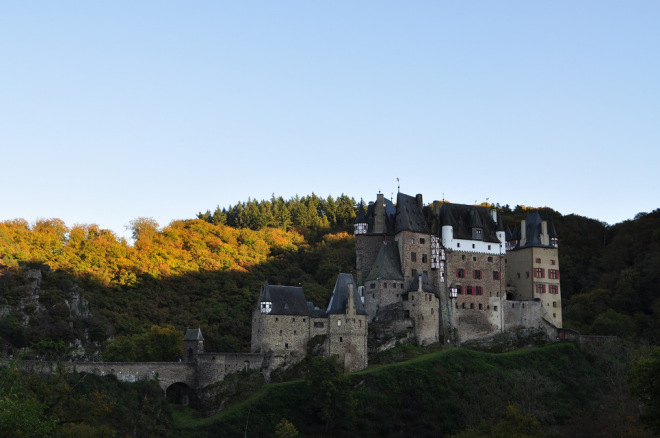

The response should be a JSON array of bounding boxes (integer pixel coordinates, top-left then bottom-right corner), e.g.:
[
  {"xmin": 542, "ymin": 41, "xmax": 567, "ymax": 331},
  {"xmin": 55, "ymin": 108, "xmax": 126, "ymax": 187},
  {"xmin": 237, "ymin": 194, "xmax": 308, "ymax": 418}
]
[{"xmin": 1, "ymin": 193, "xmax": 659, "ymax": 436}]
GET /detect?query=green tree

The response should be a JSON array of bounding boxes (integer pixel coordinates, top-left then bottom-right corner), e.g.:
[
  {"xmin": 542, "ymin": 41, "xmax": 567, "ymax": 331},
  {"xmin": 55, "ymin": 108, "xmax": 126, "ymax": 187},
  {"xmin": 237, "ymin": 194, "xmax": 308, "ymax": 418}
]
[
  {"xmin": 629, "ymin": 347, "xmax": 660, "ymax": 435},
  {"xmin": 274, "ymin": 418, "xmax": 299, "ymax": 438},
  {"xmin": 452, "ymin": 404, "xmax": 548, "ymax": 438},
  {"xmin": 305, "ymin": 356, "xmax": 356, "ymax": 432}
]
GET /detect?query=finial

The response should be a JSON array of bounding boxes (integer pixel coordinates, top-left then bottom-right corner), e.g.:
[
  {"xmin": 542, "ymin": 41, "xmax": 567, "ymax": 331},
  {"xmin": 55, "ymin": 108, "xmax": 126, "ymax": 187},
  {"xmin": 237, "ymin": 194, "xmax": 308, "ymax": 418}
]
[{"xmin": 396, "ymin": 177, "xmax": 400, "ymax": 193}]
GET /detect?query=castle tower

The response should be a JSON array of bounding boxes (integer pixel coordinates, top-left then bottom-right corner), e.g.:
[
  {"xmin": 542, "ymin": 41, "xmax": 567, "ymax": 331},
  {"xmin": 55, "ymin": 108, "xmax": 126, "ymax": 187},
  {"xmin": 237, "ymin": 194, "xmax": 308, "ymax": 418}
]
[
  {"xmin": 505, "ymin": 213, "xmax": 562, "ymax": 327},
  {"xmin": 183, "ymin": 328, "xmax": 204, "ymax": 363},
  {"xmin": 326, "ymin": 274, "xmax": 368, "ymax": 372}
]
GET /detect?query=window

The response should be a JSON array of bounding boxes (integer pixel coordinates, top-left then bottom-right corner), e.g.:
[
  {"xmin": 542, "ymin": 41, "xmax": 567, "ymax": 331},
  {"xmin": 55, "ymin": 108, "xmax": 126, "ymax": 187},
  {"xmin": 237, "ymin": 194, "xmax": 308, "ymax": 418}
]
[
  {"xmin": 551, "ymin": 259, "xmax": 556, "ymax": 265},
  {"xmin": 384, "ymin": 283, "xmax": 387, "ymax": 288},
  {"xmin": 462, "ymin": 303, "xmax": 466, "ymax": 309},
  {"xmin": 462, "ymin": 255, "xmax": 466, "ymax": 260},
  {"xmin": 294, "ymin": 330, "xmax": 297, "ymax": 334},
  {"xmin": 526, "ymin": 272, "xmax": 530, "ymax": 278},
  {"xmin": 535, "ymin": 258, "xmax": 541, "ymax": 264},
  {"xmin": 473, "ymin": 270, "xmax": 481, "ymax": 279},
  {"xmin": 479, "ymin": 303, "xmax": 483, "ymax": 310},
  {"xmin": 340, "ymin": 337, "xmax": 343, "ymax": 342},
  {"xmin": 549, "ymin": 285, "xmax": 559, "ymax": 294},
  {"xmin": 303, "ymin": 318, "xmax": 306, "ymax": 322},
  {"xmin": 359, "ymin": 320, "xmax": 362, "ymax": 327},
  {"xmin": 457, "ymin": 268, "xmax": 465, "ymax": 278},
  {"xmin": 279, "ymin": 330, "xmax": 282, "ymax": 335},
  {"xmin": 473, "ymin": 256, "xmax": 476, "ymax": 261},
  {"xmin": 457, "ymin": 243, "xmax": 461, "ymax": 248},
  {"xmin": 488, "ymin": 245, "xmax": 492, "ymax": 250},
  {"xmin": 337, "ymin": 320, "xmax": 341, "ymax": 327},
  {"xmin": 292, "ymin": 317, "xmax": 295, "ymax": 322},
  {"xmin": 494, "ymin": 306, "xmax": 498, "ymax": 311},
  {"xmin": 314, "ymin": 322, "xmax": 324, "ymax": 328},
  {"xmin": 549, "ymin": 269, "xmax": 559, "ymax": 279},
  {"xmin": 470, "ymin": 303, "xmax": 474, "ymax": 309},
  {"xmin": 370, "ymin": 283, "xmax": 375, "ymax": 289},
  {"xmin": 553, "ymin": 302, "xmax": 557, "ymax": 308},
  {"xmin": 411, "ymin": 252, "xmax": 417, "ymax": 262},
  {"xmin": 493, "ymin": 271, "xmax": 500, "ymax": 280},
  {"xmin": 472, "ymin": 244, "xmax": 475, "ymax": 248},
  {"xmin": 536, "ymin": 284, "xmax": 546, "ymax": 294},
  {"xmin": 412, "ymin": 269, "xmax": 417, "ymax": 276},
  {"xmin": 476, "ymin": 286, "xmax": 483, "ymax": 295},
  {"xmin": 275, "ymin": 317, "xmax": 279, "ymax": 321},
  {"xmin": 488, "ymin": 256, "xmax": 493, "ymax": 262},
  {"xmin": 422, "ymin": 254, "xmax": 427, "ymax": 263},
  {"xmin": 467, "ymin": 286, "xmax": 473, "ymax": 295},
  {"xmin": 285, "ymin": 343, "xmax": 288, "ymax": 349},
  {"xmin": 553, "ymin": 313, "xmax": 556, "ymax": 318},
  {"xmin": 534, "ymin": 268, "xmax": 545, "ymax": 278},
  {"xmin": 420, "ymin": 237, "xmax": 425, "ymax": 244},
  {"xmin": 457, "ymin": 285, "xmax": 463, "ymax": 294}
]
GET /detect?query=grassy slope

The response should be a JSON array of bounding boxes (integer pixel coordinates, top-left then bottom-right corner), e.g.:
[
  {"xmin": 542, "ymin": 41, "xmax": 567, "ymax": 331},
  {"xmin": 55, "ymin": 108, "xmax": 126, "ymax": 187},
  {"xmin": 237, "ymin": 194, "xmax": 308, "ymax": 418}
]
[{"xmin": 173, "ymin": 342, "xmax": 607, "ymax": 438}]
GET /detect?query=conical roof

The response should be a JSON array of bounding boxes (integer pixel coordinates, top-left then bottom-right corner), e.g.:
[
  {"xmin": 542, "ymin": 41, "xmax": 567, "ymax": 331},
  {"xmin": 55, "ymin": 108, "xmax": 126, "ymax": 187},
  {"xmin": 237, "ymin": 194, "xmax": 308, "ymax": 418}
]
[
  {"xmin": 364, "ymin": 242, "xmax": 404, "ymax": 282},
  {"xmin": 326, "ymin": 273, "xmax": 367, "ymax": 315}
]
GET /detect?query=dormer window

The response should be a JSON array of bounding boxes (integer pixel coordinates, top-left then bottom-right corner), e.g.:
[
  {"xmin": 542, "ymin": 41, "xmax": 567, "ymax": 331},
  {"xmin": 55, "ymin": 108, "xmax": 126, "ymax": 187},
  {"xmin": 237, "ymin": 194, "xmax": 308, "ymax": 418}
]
[
  {"xmin": 260, "ymin": 301, "xmax": 272, "ymax": 314},
  {"xmin": 472, "ymin": 228, "xmax": 483, "ymax": 240}
]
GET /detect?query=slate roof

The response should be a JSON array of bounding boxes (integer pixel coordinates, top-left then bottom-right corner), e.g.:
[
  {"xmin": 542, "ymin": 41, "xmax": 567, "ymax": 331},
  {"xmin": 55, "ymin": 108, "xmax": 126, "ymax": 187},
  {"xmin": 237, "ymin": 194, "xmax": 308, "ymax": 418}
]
[
  {"xmin": 183, "ymin": 328, "xmax": 204, "ymax": 341},
  {"xmin": 508, "ymin": 213, "xmax": 557, "ymax": 249},
  {"xmin": 326, "ymin": 273, "xmax": 367, "ymax": 315},
  {"xmin": 364, "ymin": 195, "xmax": 396, "ymax": 235},
  {"xmin": 354, "ymin": 201, "xmax": 367, "ymax": 224},
  {"xmin": 395, "ymin": 193, "xmax": 430, "ymax": 234},
  {"xmin": 431, "ymin": 203, "xmax": 501, "ymax": 243},
  {"xmin": 405, "ymin": 272, "xmax": 436, "ymax": 295},
  {"xmin": 259, "ymin": 283, "xmax": 312, "ymax": 315},
  {"xmin": 364, "ymin": 242, "xmax": 404, "ymax": 282}
]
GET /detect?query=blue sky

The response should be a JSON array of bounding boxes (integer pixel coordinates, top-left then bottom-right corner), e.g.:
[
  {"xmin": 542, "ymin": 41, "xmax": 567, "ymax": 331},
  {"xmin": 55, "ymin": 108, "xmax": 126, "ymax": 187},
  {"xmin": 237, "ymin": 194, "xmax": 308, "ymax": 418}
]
[{"xmin": 2, "ymin": 1, "xmax": 659, "ymax": 239}]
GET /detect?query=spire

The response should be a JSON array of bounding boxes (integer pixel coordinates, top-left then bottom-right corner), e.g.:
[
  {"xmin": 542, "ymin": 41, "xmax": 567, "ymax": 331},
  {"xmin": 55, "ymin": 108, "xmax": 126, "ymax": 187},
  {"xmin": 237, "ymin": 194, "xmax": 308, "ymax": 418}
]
[
  {"xmin": 354, "ymin": 200, "xmax": 368, "ymax": 235},
  {"xmin": 496, "ymin": 214, "xmax": 505, "ymax": 232}
]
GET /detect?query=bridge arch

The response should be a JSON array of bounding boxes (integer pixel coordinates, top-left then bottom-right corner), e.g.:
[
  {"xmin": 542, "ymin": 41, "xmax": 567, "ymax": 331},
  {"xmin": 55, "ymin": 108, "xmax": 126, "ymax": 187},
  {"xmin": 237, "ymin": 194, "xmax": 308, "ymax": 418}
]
[{"xmin": 166, "ymin": 382, "xmax": 196, "ymax": 406}]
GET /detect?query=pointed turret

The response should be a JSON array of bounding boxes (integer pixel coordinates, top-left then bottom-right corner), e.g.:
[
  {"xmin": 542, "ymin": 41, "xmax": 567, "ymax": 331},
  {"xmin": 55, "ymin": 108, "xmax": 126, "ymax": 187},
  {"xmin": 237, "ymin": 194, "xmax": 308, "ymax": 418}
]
[
  {"xmin": 354, "ymin": 200, "xmax": 368, "ymax": 235},
  {"xmin": 549, "ymin": 221, "xmax": 559, "ymax": 248}
]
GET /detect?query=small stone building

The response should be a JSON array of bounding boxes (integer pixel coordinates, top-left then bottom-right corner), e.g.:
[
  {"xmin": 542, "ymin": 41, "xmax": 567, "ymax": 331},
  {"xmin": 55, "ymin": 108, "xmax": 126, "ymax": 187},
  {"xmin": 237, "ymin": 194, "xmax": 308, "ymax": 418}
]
[{"xmin": 251, "ymin": 273, "xmax": 368, "ymax": 372}]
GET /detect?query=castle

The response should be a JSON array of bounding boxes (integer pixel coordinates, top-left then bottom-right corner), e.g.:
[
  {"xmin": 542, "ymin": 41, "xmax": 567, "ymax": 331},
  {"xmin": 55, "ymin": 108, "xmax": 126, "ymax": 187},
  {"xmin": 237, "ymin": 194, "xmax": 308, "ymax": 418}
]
[{"xmin": 246, "ymin": 191, "xmax": 563, "ymax": 373}]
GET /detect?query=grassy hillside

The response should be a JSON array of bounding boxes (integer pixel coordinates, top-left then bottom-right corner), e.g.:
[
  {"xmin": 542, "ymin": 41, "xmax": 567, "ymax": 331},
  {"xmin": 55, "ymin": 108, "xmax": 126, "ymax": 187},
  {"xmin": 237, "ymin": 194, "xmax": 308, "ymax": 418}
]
[{"xmin": 172, "ymin": 342, "xmax": 648, "ymax": 438}]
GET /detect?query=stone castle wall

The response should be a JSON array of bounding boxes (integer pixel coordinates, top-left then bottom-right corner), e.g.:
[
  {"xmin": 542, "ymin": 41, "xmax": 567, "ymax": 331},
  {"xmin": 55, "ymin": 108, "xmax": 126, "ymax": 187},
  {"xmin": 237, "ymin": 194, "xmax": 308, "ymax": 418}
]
[
  {"xmin": 196, "ymin": 353, "xmax": 264, "ymax": 388},
  {"xmin": 326, "ymin": 313, "xmax": 368, "ymax": 372}
]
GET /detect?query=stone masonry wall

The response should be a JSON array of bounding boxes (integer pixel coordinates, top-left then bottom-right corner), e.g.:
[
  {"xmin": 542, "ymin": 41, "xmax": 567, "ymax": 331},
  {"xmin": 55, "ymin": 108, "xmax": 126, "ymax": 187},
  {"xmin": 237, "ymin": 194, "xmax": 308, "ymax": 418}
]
[
  {"xmin": 326, "ymin": 313, "xmax": 368, "ymax": 372},
  {"xmin": 196, "ymin": 353, "xmax": 264, "ymax": 388},
  {"xmin": 403, "ymin": 290, "xmax": 439, "ymax": 345}
]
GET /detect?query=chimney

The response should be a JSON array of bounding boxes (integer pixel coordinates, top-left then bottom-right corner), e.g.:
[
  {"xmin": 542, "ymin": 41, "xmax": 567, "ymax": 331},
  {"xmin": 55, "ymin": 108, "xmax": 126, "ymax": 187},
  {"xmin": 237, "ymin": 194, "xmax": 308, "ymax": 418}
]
[{"xmin": 416, "ymin": 194, "xmax": 423, "ymax": 209}]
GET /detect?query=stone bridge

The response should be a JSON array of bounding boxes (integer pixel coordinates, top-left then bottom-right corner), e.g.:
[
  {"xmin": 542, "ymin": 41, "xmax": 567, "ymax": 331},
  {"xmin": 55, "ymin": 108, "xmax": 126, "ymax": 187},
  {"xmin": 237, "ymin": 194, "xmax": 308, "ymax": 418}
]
[{"xmin": 16, "ymin": 352, "xmax": 264, "ymax": 404}]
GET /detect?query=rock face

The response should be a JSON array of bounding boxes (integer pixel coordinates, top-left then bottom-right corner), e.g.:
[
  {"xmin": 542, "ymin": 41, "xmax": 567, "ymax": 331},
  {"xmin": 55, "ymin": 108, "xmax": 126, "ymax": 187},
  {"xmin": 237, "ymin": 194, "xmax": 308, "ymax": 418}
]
[{"xmin": 0, "ymin": 266, "xmax": 101, "ymax": 360}]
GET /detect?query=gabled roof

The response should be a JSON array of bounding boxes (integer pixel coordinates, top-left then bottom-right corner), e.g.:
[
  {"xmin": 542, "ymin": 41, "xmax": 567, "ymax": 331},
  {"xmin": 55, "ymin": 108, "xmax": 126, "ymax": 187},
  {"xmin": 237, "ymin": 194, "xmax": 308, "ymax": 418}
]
[
  {"xmin": 326, "ymin": 273, "xmax": 367, "ymax": 315},
  {"xmin": 523, "ymin": 213, "xmax": 544, "ymax": 247},
  {"xmin": 183, "ymin": 328, "xmax": 204, "ymax": 341},
  {"xmin": 364, "ymin": 242, "xmax": 404, "ymax": 282},
  {"xmin": 364, "ymin": 194, "xmax": 396, "ymax": 235},
  {"xmin": 405, "ymin": 272, "xmax": 436, "ymax": 295},
  {"xmin": 259, "ymin": 283, "xmax": 311, "ymax": 315},
  {"xmin": 395, "ymin": 192, "xmax": 430, "ymax": 234},
  {"xmin": 432, "ymin": 203, "xmax": 500, "ymax": 243}
]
